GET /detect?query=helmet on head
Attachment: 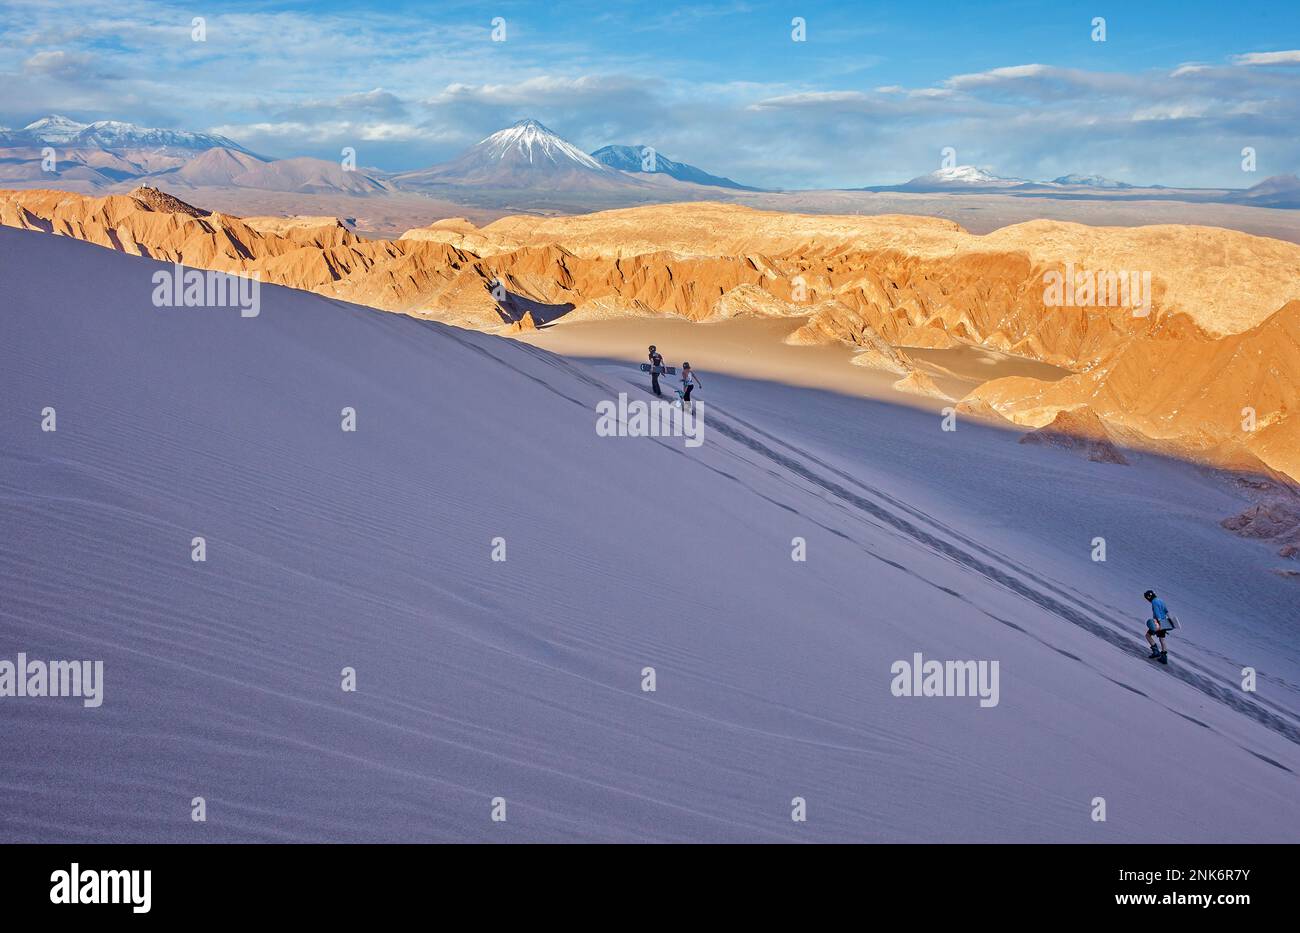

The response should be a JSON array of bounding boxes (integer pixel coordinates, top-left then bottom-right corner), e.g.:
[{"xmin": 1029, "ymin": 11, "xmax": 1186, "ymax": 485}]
[
  {"xmin": 683, "ymin": 362, "xmax": 691, "ymax": 368},
  {"xmin": 1144, "ymin": 590, "xmax": 1156, "ymax": 601},
  {"xmin": 649, "ymin": 345, "xmax": 656, "ymax": 351}
]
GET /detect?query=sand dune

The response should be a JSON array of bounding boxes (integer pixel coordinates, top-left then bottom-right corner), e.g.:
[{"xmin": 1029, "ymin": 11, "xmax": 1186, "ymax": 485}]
[{"xmin": 3, "ymin": 225, "xmax": 1297, "ymax": 842}]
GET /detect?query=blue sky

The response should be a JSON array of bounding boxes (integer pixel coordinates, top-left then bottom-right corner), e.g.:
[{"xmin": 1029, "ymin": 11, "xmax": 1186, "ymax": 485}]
[{"xmin": 1, "ymin": 0, "xmax": 1297, "ymax": 187}]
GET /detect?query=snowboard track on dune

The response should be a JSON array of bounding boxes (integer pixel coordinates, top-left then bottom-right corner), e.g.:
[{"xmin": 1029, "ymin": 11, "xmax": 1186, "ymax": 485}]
[
  {"xmin": 704, "ymin": 405, "xmax": 1300, "ymax": 754},
  {"xmin": 449, "ymin": 327, "xmax": 1300, "ymax": 753}
]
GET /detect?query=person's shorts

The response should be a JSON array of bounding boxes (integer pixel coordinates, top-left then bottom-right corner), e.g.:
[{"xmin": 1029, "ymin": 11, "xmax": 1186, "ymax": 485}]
[{"xmin": 1147, "ymin": 619, "xmax": 1171, "ymax": 635}]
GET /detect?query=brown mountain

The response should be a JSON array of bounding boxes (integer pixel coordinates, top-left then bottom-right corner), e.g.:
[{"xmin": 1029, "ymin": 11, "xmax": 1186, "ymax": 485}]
[
  {"xmin": 157, "ymin": 148, "xmax": 394, "ymax": 194},
  {"xmin": 968, "ymin": 301, "xmax": 1300, "ymax": 479}
]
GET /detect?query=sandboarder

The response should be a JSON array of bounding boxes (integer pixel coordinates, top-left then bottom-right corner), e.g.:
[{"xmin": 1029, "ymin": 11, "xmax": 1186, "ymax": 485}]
[
  {"xmin": 647, "ymin": 345, "xmax": 665, "ymax": 396},
  {"xmin": 681, "ymin": 362, "xmax": 702, "ymax": 412},
  {"xmin": 1143, "ymin": 589, "xmax": 1172, "ymax": 663}
]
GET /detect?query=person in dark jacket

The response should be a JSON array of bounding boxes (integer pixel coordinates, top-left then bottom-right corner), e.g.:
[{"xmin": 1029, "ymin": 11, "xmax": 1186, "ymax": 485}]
[{"xmin": 648, "ymin": 345, "xmax": 665, "ymax": 397}]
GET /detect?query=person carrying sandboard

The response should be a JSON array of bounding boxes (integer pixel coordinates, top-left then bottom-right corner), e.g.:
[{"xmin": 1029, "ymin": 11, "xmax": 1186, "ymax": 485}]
[{"xmin": 1143, "ymin": 589, "xmax": 1177, "ymax": 664}]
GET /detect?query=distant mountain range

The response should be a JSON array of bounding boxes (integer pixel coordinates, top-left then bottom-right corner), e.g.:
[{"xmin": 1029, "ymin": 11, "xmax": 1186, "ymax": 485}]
[
  {"xmin": 0, "ymin": 114, "xmax": 399, "ymax": 193},
  {"xmin": 394, "ymin": 119, "xmax": 759, "ymax": 195},
  {"xmin": 1050, "ymin": 173, "xmax": 1134, "ymax": 189},
  {"xmin": 0, "ymin": 115, "xmax": 756, "ymax": 198},
  {"xmin": 865, "ymin": 166, "xmax": 1135, "ymax": 193},
  {"xmin": 155, "ymin": 148, "xmax": 393, "ymax": 194},
  {"xmin": 0, "ymin": 114, "xmax": 253, "ymax": 153},
  {"xmin": 856, "ymin": 163, "xmax": 1300, "ymax": 208},
  {"xmin": 887, "ymin": 165, "xmax": 1030, "ymax": 191},
  {"xmin": 394, "ymin": 120, "xmax": 643, "ymax": 191},
  {"xmin": 1, "ymin": 113, "xmax": 1297, "ymax": 210},
  {"xmin": 589, "ymin": 144, "xmax": 759, "ymax": 190}
]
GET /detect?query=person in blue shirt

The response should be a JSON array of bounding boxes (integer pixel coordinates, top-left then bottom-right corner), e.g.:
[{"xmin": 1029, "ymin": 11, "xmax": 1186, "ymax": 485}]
[{"xmin": 1144, "ymin": 590, "xmax": 1171, "ymax": 660}]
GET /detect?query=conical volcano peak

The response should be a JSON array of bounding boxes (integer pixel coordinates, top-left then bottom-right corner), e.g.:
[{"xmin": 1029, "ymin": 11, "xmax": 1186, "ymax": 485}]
[{"xmin": 466, "ymin": 119, "xmax": 607, "ymax": 172}]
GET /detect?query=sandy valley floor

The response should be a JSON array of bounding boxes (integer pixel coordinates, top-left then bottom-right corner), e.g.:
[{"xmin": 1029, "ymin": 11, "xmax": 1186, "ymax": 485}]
[{"xmin": 515, "ymin": 315, "xmax": 1070, "ymax": 405}]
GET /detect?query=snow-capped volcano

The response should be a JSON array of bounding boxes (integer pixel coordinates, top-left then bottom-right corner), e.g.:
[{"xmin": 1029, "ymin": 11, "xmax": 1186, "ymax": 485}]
[
  {"xmin": 897, "ymin": 165, "xmax": 1029, "ymax": 190},
  {"xmin": 17, "ymin": 114, "xmax": 87, "ymax": 144},
  {"xmin": 0, "ymin": 114, "xmax": 253, "ymax": 153},
  {"xmin": 477, "ymin": 119, "xmax": 606, "ymax": 171},
  {"xmin": 396, "ymin": 119, "xmax": 660, "ymax": 192},
  {"xmin": 929, "ymin": 165, "xmax": 1014, "ymax": 185}
]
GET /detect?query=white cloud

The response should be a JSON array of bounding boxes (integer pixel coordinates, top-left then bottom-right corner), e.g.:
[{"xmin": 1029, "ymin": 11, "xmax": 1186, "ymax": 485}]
[
  {"xmin": 944, "ymin": 64, "xmax": 1051, "ymax": 89},
  {"xmin": 424, "ymin": 75, "xmax": 651, "ymax": 108},
  {"xmin": 1232, "ymin": 50, "xmax": 1300, "ymax": 66},
  {"xmin": 748, "ymin": 90, "xmax": 870, "ymax": 110},
  {"xmin": 1130, "ymin": 103, "xmax": 1211, "ymax": 121},
  {"xmin": 211, "ymin": 120, "xmax": 455, "ymax": 144},
  {"xmin": 22, "ymin": 49, "xmax": 105, "ymax": 79}
]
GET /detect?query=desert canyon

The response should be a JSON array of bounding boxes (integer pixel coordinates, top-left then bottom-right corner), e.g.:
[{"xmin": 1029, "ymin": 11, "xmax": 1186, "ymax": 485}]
[{"xmin": 4, "ymin": 185, "xmax": 1297, "ymax": 494}]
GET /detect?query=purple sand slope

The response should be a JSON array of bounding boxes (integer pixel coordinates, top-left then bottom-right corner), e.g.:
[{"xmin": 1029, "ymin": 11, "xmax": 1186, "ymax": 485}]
[{"xmin": 0, "ymin": 227, "xmax": 1296, "ymax": 842}]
